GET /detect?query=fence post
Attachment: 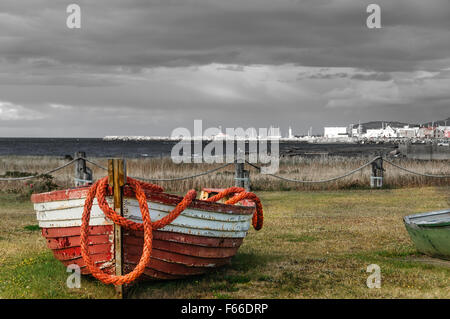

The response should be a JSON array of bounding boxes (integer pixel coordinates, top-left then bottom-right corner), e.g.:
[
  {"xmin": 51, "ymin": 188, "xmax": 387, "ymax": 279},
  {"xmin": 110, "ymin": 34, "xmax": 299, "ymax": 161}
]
[
  {"xmin": 370, "ymin": 157, "xmax": 384, "ymax": 188},
  {"xmin": 243, "ymin": 169, "xmax": 250, "ymax": 191},
  {"xmin": 108, "ymin": 158, "xmax": 127, "ymax": 299},
  {"xmin": 235, "ymin": 162, "xmax": 250, "ymax": 191},
  {"xmin": 74, "ymin": 151, "xmax": 92, "ymax": 187},
  {"xmin": 235, "ymin": 162, "xmax": 244, "ymax": 188}
]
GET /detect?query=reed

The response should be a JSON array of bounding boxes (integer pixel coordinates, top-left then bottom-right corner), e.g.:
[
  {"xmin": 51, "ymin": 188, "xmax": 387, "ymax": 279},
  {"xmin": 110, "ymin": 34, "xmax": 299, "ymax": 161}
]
[{"xmin": 0, "ymin": 155, "xmax": 449, "ymax": 193}]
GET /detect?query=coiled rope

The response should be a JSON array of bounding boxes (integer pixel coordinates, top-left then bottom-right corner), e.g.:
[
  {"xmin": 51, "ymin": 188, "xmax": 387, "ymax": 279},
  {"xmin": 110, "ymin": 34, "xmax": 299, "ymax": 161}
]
[{"xmin": 80, "ymin": 176, "xmax": 263, "ymax": 285}]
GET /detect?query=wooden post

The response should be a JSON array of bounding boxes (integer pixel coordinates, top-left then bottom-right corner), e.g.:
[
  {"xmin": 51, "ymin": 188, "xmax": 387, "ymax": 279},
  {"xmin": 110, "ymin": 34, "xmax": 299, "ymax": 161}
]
[
  {"xmin": 235, "ymin": 162, "xmax": 244, "ymax": 188},
  {"xmin": 378, "ymin": 157, "xmax": 384, "ymax": 188},
  {"xmin": 243, "ymin": 169, "xmax": 250, "ymax": 191},
  {"xmin": 370, "ymin": 157, "xmax": 384, "ymax": 188},
  {"xmin": 74, "ymin": 151, "xmax": 92, "ymax": 187},
  {"xmin": 108, "ymin": 159, "xmax": 126, "ymax": 298},
  {"xmin": 235, "ymin": 162, "xmax": 250, "ymax": 191}
]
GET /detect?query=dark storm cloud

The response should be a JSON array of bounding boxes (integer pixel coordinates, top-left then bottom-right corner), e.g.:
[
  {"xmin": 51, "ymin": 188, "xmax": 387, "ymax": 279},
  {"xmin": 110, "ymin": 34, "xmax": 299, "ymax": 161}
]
[
  {"xmin": 1, "ymin": 0, "xmax": 449, "ymax": 72},
  {"xmin": 0, "ymin": 0, "xmax": 449, "ymax": 137}
]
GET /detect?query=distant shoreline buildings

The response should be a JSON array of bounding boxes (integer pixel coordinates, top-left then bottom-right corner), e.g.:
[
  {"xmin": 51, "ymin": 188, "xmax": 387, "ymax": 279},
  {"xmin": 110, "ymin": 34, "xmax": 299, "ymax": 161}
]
[
  {"xmin": 323, "ymin": 123, "xmax": 450, "ymax": 140},
  {"xmin": 104, "ymin": 122, "xmax": 450, "ymax": 143}
]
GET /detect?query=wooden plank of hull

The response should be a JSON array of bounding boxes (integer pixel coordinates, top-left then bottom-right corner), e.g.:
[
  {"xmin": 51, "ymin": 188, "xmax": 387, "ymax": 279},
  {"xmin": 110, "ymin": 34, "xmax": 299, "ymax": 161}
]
[
  {"xmin": 139, "ymin": 248, "xmax": 232, "ymax": 268},
  {"xmin": 42, "ymin": 225, "xmax": 113, "ymax": 238},
  {"xmin": 52, "ymin": 244, "xmax": 112, "ymax": 261},
  {"xmin": 141, "ymin": 229, "xmax": 243, "ymax": 248},
  {"xmin": 124, "ymin": 200, "xmax": 251, "ymax": 222},
  {"xmin": 124, "ymin": 255, "xmax": 214, "ymax": 276},
  {"xmin": 124, "ymin": 232, "xmax": 240, "ymax": 258},
  {"xmin": 39, "ymin": 218, "xmax": 112, "ymax": 228},
  {"xmin": 125, "ymin": 265, "xmax": 182, "ymax": 280},
  {"xmin": 36, "ymin": 205, "xmax": 111, "ymax": 223},
  {"xmin": 46, "ymin": 234, "xmax": 112, "ymax": 249},
  {"xmin": 60, "ymin": 257, "xmax": 115, "ymax": 275}
]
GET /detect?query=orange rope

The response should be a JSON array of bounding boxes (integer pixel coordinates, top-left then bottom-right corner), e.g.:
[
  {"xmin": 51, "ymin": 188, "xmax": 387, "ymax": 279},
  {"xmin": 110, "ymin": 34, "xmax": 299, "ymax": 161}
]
[
  {"xmin": 80, "ymin": 177, "xmax": 263, "ymax": 285},
  {"xmin": 204, "ymin": 187, "xmax": 264, "ymax": 230}
]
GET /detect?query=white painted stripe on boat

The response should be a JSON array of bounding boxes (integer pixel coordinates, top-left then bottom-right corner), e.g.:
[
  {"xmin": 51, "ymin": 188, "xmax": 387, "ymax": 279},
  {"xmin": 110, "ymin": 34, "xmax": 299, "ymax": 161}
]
[
  {"xmin": 125, "ymin": 213, "xmax": 250, "ymax": 233},
  {"xmin": 35, "ymin": 205, "xmax": 109, "ymax": 222},
  {"xmin": 125, "ymin": 200, "xmax": 252, "ymax": 222},
  {"xmin": 124, "ymin": 209, "xmax": 251, "ymax": 232},
  {"xmin": 38, "ymin": 217, "xmax": 112, "ymax": 228},
  {"xmin": 33, "ymin": 198, "xmax": 108, "ymax": 212}
]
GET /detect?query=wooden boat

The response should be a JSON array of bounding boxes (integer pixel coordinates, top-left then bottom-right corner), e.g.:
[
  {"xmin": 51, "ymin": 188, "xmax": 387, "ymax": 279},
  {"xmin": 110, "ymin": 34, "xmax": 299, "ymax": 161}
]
[
  {"xmin": 31, "ymin": 186, "xmax": 256, "ymax": 280},
  {"xmin": 404, "ymin": 209, "xmax": 450, "ymax": 260}
]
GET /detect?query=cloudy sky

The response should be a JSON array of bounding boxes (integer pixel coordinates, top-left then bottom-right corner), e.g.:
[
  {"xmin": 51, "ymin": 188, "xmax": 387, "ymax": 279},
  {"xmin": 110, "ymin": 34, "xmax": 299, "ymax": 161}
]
[{"xmin": 0, "ymin": 0, "xmax": 449, "ymax": 137}]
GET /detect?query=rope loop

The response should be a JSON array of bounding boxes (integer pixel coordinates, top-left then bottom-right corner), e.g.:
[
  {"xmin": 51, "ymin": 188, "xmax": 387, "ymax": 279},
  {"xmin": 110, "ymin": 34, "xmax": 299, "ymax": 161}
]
[{"xmin": 80, "ymin": 177, "xmax": 154, "ymax": 285}]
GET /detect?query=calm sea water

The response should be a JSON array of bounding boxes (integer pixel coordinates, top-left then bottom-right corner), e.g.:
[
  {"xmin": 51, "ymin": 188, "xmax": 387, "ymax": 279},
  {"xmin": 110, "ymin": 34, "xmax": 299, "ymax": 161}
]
[{"xmin": 0, "ymin": 138, "xmax": 397, "ymax": 158}]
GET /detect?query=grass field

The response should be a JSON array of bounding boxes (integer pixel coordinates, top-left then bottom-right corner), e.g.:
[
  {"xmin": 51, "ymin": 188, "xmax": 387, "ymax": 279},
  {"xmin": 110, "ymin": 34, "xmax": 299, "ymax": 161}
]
[{"xmin": 0, "ymin": 186, "xmax": 449, "ymax": 299}]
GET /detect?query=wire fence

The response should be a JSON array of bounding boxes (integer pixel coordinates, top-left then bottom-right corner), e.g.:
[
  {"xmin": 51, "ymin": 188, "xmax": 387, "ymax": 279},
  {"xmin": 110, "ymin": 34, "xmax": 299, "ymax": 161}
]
[
  {"xmin": 0, "ymin": 158, "xmax": 79, "ymax": 181},
  {"xmin": 245, "ymin": 157, "xmax": 382, "ymax": 183},
  {"xmin": 0, "ymin": 155, "xmax": 448, "ymax": 187}
]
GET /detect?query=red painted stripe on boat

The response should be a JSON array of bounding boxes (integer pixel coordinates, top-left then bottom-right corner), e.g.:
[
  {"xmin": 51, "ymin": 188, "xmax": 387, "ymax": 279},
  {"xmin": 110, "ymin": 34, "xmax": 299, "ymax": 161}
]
[
  {"xmin": 51, "ymin": 244, "xmax": 112, "ymax": 261},
  {"xmin": 151, "ymin": 249, "xmax": 231, "ymax": 267},
  {"xmin": 129, "ymin": 229, "xmax": 244, "ymax": 248},
  {"xmin": 60, "ymin": 258, "xmax": 114, "ymax": 275},
  {"xmin": 32, "ymin": 188, "xmax": 90, "ymax": 203},
  {"xmin": 42, "ymin": 226, "xmax": 113, "ymax": 238},
  {"xmin": 40, "ymin": 221, "xmax": 244, "ymax": 280},
  {"xmin": 125, "ymin": 255, "xmax": 208, "ymax": 276},
  {"xmin": 124, "ymin": 264, "xmax": 181, "ymax": 280},
  {"xmin": 46, "ymin": 234, "xmax": 111, "ymax": 249}
]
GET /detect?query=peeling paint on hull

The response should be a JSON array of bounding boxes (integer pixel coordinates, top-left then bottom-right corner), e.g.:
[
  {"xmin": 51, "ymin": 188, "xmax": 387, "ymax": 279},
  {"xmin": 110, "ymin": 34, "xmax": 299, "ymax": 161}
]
[{"xmin": 32, "ymin": 186, "xmax": 255, "ymax": 280}]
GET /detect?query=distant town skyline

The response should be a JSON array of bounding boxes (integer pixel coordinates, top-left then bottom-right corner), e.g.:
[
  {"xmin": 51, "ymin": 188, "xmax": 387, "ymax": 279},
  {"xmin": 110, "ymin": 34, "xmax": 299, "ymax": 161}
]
[{"xmin": 0, "ymin": 1, "xmax": 449, "ymax": 137}]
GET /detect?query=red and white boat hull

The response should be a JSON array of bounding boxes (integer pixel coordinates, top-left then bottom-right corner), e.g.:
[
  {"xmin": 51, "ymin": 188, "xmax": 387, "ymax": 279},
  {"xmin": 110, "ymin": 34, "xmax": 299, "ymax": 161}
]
[{"xmin": 31, "ymin": 187, "xmax": 255, "ymax": 280}]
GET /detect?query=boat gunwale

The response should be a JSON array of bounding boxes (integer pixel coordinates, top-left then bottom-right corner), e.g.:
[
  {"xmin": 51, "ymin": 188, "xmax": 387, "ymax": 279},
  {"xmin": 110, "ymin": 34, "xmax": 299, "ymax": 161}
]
[
  {"xmin": 404, "ymin": 209, "xmax": 450, "ymax": 228},
  {"xmin": 31, "ymin": 185, "xmax": 255, "ymax": 216}
]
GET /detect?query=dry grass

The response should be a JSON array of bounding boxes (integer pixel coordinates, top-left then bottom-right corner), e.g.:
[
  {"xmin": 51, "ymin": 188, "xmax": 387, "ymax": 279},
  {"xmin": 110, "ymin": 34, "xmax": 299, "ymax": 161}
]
[
  {"xmin": 0, "ymin": 185, "xmax": 449, "ymax": 298},
  {"xmin": 0, "ymin": 156, "xmax": 449, "ymax": 194},
  {"xmin": 0, "ymin": 193, "xmax": 117, "ymax": 299}
]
